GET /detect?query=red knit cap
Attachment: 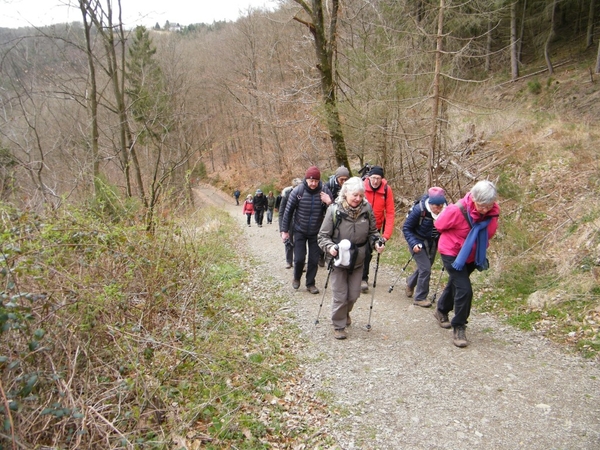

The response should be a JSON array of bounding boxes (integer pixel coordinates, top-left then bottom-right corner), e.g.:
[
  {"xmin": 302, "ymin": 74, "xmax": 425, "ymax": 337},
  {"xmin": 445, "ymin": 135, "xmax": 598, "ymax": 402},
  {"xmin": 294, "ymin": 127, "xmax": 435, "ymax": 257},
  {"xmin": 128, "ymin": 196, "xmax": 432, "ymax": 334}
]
[{"xmin": 305, "ymin": 166, "xmax": 321, "ymax": 180}]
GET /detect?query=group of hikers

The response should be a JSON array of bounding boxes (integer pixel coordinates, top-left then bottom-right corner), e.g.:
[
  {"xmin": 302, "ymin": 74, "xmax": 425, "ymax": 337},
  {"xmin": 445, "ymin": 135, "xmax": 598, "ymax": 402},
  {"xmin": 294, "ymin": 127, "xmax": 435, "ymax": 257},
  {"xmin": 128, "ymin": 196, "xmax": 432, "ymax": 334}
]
[
  {"xmin": 235, "ymin": 189, "xmax": 276, "ymax": 227},
  {"xmin": 238, "ymin": 164, "xmax": 500, "ymax": 347}
]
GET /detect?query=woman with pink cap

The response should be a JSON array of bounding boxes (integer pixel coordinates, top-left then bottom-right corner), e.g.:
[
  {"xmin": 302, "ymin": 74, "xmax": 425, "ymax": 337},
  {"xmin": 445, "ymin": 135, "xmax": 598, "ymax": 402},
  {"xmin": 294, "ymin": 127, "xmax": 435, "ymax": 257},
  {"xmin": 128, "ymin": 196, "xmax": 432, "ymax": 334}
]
[{"xmin": 402, "ymin": 187, "xmax": 447, "ymax": 307}]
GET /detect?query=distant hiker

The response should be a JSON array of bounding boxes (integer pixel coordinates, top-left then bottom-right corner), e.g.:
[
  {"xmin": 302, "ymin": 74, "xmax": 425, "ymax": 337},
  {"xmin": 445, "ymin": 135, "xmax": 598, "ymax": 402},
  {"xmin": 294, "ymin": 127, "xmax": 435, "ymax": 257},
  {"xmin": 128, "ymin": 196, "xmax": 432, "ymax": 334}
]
[
  {"xmin": 318, "ymin": 177, "xmax": 385, "ymax": 340},
  {"xmin": 266, "ymin": 191, "xmax": 276, "ymax": 224},
  {"xmin": 242, "ymin": 195, "xmax": 254, "ymax": 227},
  {"xmin": 280, "ymin": 166, "xmax": 333, "ymax": 294},
  {"xmin": 234, "ymin": 189, "xmax": 241, "ymax": 205},
  {"xmin": 362, "ymin": 165, "xmax": 395, "ymax": 292},
  {"xmin": 253, "ymin": 189, "xmax": 268, "ymax": 227},
  {"xmin": 278, "ymin": 178, "xmax": 302, "ymax": 269},
  {"xmin": 433, "ymin": 180, "xmax": 500, "ymax": 348},
  {"xmin": 402, "ymin": 187, "xmax": 447, "ymax": 308}
]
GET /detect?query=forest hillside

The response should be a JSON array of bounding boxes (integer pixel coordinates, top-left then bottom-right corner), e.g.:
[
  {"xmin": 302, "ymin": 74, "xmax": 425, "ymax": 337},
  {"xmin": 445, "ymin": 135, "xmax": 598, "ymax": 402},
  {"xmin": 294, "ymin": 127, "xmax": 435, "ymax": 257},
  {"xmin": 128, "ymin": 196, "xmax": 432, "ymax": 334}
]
[
  {"xmin": 0, "ymin": 0, "xmax": 598, "ymax": 358},
  {"xmin": 0, "ymin": 1, "xmax": 599, "ymax": 447},
  {"xmin": 0, "ymin": 0, "xmax": 598, "ymax": 352}
]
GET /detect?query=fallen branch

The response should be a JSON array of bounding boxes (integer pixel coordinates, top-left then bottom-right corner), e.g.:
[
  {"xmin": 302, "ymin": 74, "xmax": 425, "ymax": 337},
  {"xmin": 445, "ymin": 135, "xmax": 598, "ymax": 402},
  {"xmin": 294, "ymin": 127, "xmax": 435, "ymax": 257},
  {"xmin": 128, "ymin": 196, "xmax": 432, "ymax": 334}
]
[{"xmin": 494, "ymin": 60, "xmax": 572, "ymax": 87}]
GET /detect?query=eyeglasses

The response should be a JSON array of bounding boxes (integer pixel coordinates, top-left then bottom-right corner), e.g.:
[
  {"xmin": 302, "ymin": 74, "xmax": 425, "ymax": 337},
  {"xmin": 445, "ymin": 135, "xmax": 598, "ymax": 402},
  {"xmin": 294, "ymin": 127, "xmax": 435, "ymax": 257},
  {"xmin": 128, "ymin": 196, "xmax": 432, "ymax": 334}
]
[{"xmin": 474, "ymin": 202, "xmax": 494, "ymax": 212}]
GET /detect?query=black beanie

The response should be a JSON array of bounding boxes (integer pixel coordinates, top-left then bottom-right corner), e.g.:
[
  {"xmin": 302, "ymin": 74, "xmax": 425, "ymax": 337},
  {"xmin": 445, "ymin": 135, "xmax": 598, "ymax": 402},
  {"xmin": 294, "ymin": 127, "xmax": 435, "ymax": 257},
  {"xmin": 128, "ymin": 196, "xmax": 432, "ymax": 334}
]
[{"xmin": 369, "ymin": 166, "xmax": 384, "ymax": 177}]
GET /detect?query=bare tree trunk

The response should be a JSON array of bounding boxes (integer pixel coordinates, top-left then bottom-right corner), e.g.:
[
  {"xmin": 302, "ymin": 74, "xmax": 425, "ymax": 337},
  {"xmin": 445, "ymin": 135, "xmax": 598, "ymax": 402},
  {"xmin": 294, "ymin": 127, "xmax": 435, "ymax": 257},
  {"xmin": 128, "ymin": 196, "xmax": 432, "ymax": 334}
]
[
  {"xmin": 511, "ymin": 1, "xmax": 519, "ymax": 79},
  {"xmin": 485, "ymin": 19, "xmax": 492, "ymax": 73},
  {"xmin": 596, "ymin": 39, "xmax": 600, "ymax": 73},
  {"xmin": 544, "ymin": 0, "xmax": 557, "ymax": 75},
  {"xmin": 293, "ymin": 0, "xmax": 350, "ymax": 170},
  {"xmin": 587, "ymin": 0, "xmax": 595, "ymax": 48},
  {"xmin": 428, "ymin": 0, "xmax": 445, "ymax": 187},
  {"xmin": 518, "ymin": 0, "xmax": 527, "ymax": 66},
  {"xmin": 83, "ymin": 0, "xmax": 148, "ymax": 205},
  {"xmin": 78, "ymin": 1, "xmax": 100, "ymax": 185}
]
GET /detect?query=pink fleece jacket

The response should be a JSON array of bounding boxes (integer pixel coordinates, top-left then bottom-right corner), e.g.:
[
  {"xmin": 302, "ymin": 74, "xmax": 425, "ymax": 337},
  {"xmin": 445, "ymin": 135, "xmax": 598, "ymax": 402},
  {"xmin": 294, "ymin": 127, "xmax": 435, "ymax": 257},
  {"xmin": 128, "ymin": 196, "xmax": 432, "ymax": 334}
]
[{"xmin": 435, "ymin": 192, "xmax": 500, "ymax": 261}]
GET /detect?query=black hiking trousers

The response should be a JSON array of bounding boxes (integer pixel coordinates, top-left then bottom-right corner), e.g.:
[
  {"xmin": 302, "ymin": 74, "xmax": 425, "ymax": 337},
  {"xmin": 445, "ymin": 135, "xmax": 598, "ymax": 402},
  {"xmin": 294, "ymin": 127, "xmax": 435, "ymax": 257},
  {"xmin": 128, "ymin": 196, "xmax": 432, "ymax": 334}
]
[
  {"xmin": 437, "ymin": 254, "xmax": 476, "ymax": 328},
  {"xmin": 293, "ymin": 230, "xmax": 320, "ymax": 287}
]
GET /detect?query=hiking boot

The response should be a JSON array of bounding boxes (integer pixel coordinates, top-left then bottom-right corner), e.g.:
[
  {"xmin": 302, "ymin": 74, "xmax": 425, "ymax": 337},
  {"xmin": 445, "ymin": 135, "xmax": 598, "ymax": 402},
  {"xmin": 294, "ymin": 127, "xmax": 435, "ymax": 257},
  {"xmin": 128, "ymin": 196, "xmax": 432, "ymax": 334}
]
[
  {"xmin": 346, "ymin": 314, "xmax": 352, "ymax": 327},
  {"xmin": 405, "ymin": 284, "xmax": 414, "ymax": 298},
  {"xmin": 307, "ymin": 285, "xmax": 320, "ymax": 294},
  {"xmin": 285, "ymin": 263, "xmax": 292, "ymax": 269},
  {"xmin": 334, "ymin": 328, "xmax": 347, "ymax": 340},
  {"xmin": 292, "ymin": 279, "xmax": 300, "ymax": 289},
  {"xmin": 433, "ymin": 309, "xmax": 451, "ymax": 329},
  {"xmin": 361, "ymin": 280, "xmax": 369, "ymax": 292},
  {"xmin": 453, "ymin": 326, "xmax": 468, "ymax": 348},
  {"xmin": 413, "ymin": 299, "xmax": 432, "ymax": 308}
]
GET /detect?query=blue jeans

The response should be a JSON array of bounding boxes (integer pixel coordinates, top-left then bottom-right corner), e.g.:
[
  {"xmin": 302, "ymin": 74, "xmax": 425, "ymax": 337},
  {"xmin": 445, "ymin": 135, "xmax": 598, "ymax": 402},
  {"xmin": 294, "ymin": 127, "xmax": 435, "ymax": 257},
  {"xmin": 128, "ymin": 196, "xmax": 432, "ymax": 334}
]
[{"xmin": 437, "ymin": 254, "xmax": 476, "ymax": 328}]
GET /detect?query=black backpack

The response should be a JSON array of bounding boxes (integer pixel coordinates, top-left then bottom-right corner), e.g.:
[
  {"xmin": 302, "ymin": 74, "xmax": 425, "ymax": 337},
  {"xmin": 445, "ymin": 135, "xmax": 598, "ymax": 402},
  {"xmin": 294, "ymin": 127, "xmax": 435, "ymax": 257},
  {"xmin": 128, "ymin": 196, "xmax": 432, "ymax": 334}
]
[{"xmin": 407, "ymin": 198, "xmax": 427, "ymax": 226}]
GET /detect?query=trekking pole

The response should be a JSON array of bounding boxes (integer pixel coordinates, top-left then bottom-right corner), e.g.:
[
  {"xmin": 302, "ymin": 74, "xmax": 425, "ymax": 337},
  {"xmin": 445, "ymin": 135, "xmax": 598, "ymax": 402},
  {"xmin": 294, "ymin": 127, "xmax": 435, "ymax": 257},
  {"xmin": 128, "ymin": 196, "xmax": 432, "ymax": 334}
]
[
  {"xmin": 365, "ymin": 250, "xmax": 382, "ymax": 331},
  {"xmin": 430, "ymin": 266, "xmax": 445, "ymax": 304},
  {"xmin": 388, "ymin": 254, "xmax": 415, "ymax": 293},
  {"xmin": 315, "ymin": 250, "xmax": 336, "ymax": 326}
]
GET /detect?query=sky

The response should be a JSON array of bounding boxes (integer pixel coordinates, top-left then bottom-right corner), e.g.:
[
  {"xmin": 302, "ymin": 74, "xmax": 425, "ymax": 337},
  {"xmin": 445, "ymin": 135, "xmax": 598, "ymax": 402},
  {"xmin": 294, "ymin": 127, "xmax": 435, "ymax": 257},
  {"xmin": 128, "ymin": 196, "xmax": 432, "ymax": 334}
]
[{"xmin": 0, "ymin": 0, "xmax": 279, "ymax": 29}]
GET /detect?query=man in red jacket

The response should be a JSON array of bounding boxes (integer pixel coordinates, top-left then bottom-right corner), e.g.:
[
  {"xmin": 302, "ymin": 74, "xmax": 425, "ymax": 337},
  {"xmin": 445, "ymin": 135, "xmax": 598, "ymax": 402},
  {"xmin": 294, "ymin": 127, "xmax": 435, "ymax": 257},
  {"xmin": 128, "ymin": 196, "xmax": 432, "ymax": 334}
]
[{"xmin": 362, "ymin": 166, "xmax": 395, "ymax": 292}]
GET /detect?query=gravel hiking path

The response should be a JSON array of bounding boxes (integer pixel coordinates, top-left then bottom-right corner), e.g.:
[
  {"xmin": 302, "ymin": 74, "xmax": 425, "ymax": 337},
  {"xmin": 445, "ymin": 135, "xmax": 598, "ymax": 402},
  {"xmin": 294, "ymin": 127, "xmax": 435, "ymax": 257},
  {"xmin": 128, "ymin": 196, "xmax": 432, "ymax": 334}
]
[{"xmin": 194, "ymin": 184, "xmax": 600, "ymax": 450}]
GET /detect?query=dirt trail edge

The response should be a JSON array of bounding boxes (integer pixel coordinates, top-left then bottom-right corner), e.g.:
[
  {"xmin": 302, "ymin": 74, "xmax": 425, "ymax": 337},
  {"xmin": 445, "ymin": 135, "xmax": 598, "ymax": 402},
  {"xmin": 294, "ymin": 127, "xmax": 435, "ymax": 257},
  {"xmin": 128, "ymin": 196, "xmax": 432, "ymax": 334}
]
[{"xmin": 195, "ymin": 184, "xmax": 600, "ymax": 450}]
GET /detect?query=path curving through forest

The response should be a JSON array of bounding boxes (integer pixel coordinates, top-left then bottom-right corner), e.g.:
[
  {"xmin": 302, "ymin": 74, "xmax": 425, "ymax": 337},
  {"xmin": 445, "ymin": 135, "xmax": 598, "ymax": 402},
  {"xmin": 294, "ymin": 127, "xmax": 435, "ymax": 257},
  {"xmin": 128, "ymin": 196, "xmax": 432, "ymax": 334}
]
[{"xmin": 195, "ymin": 184, "xmax": 600, "ymax": 450}]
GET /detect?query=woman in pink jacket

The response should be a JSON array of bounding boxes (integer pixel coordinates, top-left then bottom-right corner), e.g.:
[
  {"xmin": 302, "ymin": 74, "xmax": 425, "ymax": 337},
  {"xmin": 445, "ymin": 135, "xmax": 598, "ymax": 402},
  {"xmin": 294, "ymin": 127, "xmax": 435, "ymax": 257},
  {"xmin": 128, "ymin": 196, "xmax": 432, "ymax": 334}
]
[
  {"xmin": 432, "ymin": 180, "xmax": 500, "ymax": 347},
  {"xmin": 242, "ymin": 195, "xmax": 254, "ymax": 227}
]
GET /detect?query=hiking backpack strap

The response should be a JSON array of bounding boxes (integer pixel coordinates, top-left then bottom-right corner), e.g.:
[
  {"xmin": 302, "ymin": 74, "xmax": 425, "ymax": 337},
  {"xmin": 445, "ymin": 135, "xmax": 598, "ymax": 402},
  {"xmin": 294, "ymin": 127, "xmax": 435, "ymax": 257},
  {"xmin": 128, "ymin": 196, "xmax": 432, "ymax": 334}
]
[
  {"xmin": 418, "ymin": 199, "xmax": 426, "ymax": 226},
  {"xmin": 457, "ymin": 201, "xmax": 472, "ymax": 228},
  {"xmin": 331, "ymin": 204, "xmax": 343, "ymax": 232}
]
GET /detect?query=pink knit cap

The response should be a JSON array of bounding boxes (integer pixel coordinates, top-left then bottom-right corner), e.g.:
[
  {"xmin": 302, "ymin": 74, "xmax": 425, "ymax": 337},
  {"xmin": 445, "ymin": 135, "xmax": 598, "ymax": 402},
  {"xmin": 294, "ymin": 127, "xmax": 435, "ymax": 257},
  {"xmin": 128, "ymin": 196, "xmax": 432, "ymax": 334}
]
[{"xmin": 428, "ymin": 187, "xmax": 446, "ymax": 205}]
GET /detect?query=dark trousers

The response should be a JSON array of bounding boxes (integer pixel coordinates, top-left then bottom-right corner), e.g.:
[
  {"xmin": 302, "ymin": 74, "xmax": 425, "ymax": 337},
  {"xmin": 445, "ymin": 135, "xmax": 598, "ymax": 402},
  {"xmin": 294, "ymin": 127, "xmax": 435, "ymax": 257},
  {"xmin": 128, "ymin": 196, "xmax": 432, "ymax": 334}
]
[
  {"xmin": 284, "ymin": 228, "xmax": 295, "ymax": 265},
  {"xmin": 437, "ymin": 254, "xmax": 476, "ymax": 328},
  {"xmin": 254, "ymin": 209, "xmax": 265, "ymax": 225},
  {"xmin": 293, "ymin": 230, "xmax": 320, "ymax": 287},
  {"xmin": 279, "ymin": 215, "xmax": 294, "ymax": 265},
  {"xmin": 406, "ymin": 240, "xmax": 437, "ymax": 301},
  {"xmin": 246, "ymin": 213, "xmax": 252, "ymax": 225},
  {"xmin": 362, "ymin": 247, "xmax": 373, "ymax": 282}
]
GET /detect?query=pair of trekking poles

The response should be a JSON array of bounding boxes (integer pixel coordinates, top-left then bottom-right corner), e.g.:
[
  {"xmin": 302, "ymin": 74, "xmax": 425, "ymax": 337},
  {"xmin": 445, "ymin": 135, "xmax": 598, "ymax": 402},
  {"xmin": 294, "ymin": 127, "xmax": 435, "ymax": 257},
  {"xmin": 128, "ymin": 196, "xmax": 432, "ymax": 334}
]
[
  {"xmin": 314, "ymin": 252, "xmax": 446, "ymax": 331},
  {"xmin": 314, "ymin": 250, "xmax": 383, "ymax": 331},
  {"xmin": 389, "ymin": 254, "xmax": 446, "ymax": 303}
]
